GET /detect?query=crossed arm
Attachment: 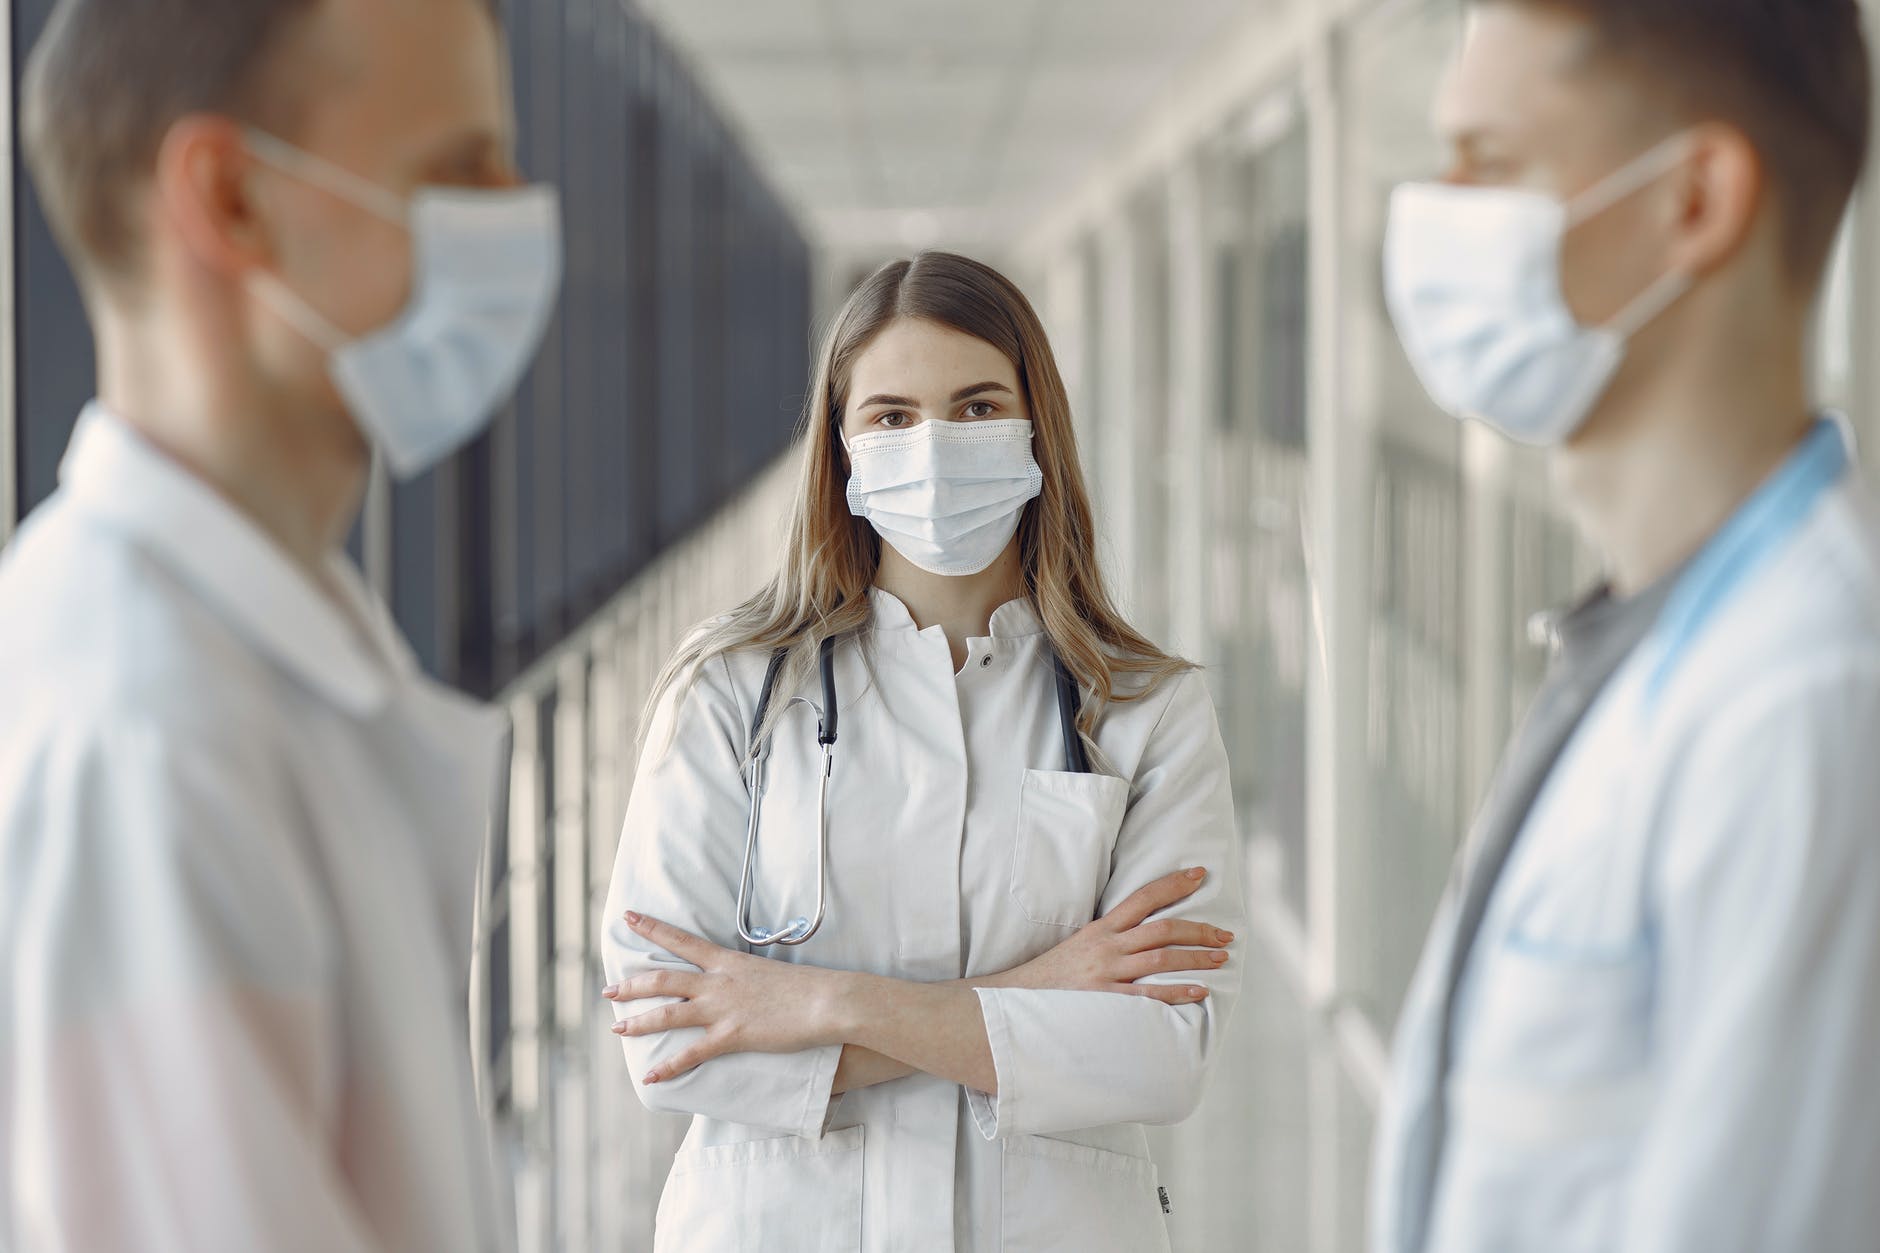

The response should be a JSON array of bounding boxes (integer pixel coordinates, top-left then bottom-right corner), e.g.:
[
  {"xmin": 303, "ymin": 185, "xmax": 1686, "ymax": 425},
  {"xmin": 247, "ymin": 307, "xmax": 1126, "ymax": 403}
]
[
  {"xmin": 604, "ymin": 666, "xmax": 1242, "ymax": 1138},
  {"xmin": 603, "ymin": 866, "xmax": 1234, "ymax": 1094}
]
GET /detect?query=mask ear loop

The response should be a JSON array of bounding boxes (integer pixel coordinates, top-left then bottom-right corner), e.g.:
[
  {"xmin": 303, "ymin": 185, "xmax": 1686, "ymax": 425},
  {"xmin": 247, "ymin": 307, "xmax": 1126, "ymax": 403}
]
[
  {"xmin": 243, "ymin": 129, "xmax": 412, "ymax": 355},
  {"xmin": 1562, "ymin": 131, "xmax": 1699, "ymax": 339},
  {"xmin": 1603, "ymin": 267, "xmax": 1694, "ymax": 339},
  {"xmin": 248, "ymin": 271, "xmax": 350, "ymax": 355},
  {"xmin": 1563, "ymin": 131, "xmax": 1697, "ymax": 228},
  {"xmin": 245, "ymin": 128, "xmax": 411, "ymax": 228}
]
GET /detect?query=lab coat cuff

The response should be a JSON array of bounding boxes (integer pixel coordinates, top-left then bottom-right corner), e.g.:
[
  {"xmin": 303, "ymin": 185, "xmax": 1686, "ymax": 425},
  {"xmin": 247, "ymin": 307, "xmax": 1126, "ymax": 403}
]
[
  {"xmin": 796, "ymin": 1042, "xmax": 844, "ymax": 1141},
  {"xmin": 969, "ymin": 987, "xmax": 1017, "ymax": 1140}
]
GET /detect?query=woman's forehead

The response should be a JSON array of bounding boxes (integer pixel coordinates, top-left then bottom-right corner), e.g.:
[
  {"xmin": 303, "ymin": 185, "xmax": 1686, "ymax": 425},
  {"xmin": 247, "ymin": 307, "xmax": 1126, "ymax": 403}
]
[{"xmin": 848, "ymin": 318, "xmax": 1020, "ymax": 398}]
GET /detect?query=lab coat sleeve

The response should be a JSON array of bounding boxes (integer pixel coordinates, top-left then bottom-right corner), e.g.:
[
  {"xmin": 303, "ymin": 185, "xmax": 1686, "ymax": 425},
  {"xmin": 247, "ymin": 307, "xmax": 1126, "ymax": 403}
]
[
  {"xmin": 601, "ymin": 653, "xmax": 843, "ymax": 1140},
  {"xmin": 969, "ymin": 670, "xmax": 1246, "ymax": 1140},
  {"xmin": 4, "ymin": 715, "xmax": 383, "ymax": 1253},
  {"xmin": 1621, "ymin": 663, "xmax": 1880, "ymax": 1251}
]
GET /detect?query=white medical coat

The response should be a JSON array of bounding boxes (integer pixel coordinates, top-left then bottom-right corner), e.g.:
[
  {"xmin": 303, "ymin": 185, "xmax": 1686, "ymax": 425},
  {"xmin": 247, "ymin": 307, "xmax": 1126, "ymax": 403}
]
[
  {"xmin": 0, "ymin": 407, "xmax": 512, "ymax": 1252},
  {"xmin": 1372, "ymin": 470, "xmax": 1880, "ymax": 1252},
  {"xmin": 603, "ymin": 590, "xmax": 1245, "ymax": 1252}
]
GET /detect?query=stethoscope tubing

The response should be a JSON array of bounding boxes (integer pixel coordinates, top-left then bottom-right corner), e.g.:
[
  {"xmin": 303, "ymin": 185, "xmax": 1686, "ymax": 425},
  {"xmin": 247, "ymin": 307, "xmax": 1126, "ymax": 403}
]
[{"xmin": 737, "ymin": 630, "xmax": 1088, "ymax": 948}]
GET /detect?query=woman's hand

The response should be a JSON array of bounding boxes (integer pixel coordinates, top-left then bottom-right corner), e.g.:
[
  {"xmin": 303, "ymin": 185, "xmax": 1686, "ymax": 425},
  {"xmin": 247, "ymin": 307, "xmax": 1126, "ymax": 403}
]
[
  {"xmin": 604, "ymin": 911, "xmax": 846, "ymax": 1085},
  {"xmin": 605, "ymin": 867, "xmax": 1233, "ymax": 1089},
  {"xmin": 988, "ymin": 867, "xmax": 1234, "ymax": 1005}
]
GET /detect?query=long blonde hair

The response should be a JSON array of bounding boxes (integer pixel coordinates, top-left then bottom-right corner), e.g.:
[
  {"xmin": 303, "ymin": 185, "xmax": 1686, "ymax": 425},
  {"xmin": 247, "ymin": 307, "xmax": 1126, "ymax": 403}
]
[{"xmin": 643, "ymin": 250, "xmax": 1192, "ymax": 756}]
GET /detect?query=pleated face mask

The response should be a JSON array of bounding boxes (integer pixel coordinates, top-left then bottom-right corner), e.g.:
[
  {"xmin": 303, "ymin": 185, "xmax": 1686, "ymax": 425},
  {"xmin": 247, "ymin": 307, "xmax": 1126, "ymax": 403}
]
[
  {"xmin": 844, "ymin": 418, "xmax": 1044, "ymax": 576},
  {"xmin": 1383, "ymin": 132, "xmax": 1695, "ymax": 446},
  {"xmin": 244, "ymin": 129, "xmax": 563, "ymax": 479}
]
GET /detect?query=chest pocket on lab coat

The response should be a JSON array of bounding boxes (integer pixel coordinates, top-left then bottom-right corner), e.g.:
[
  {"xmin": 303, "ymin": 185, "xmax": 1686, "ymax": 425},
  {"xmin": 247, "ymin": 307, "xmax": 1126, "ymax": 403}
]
[
  {"xmin": 1434, "ymin": 942, "xmax": 1655, "ymax": 1252},
  {"xmin": 1009, "ymin": 769, "xmax": 1131, "ymax": 928},
  {"xmin": 655, "ymin": 1125, "xmax": 865, "ymax": 1253}
]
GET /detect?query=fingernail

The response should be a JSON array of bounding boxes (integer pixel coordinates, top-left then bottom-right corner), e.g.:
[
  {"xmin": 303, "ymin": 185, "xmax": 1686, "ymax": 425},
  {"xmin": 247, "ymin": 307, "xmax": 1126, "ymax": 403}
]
[
  {"xmin": 1210, "ymin": 951, "xmax": 1229, "ymax": 964},
  {"xmin": 626, "ymin": 911, "xmax": 643, "ymax": 925},
  {"xmin": 642, "ymin": 1071, "xmax": 661, "ymax": 1085},
  {"xmin": 602, "ymin": 984, "xmax": 619, "ymax": 999},
  {"xmin": 1216, "ymin": 929, "xmax": 1235, "ymax": 943},
  {"xmin": 1191, "ymin": 986, "xmax": 1208, "ymax": 998},
  {"xmin": 611, "ymin": 1023, "xmax": 629, "ymax": 1035},
  {"xmin": 1186, "ymin": 867, "xmax": 1206, "ymax": 880}
]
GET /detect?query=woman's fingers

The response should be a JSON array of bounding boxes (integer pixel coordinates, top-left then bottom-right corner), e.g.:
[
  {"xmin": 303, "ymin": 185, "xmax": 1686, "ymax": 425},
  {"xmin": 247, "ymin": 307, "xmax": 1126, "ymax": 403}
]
[
  {"xmin": 1118, "ymin": 981, "xmax": 1211, "ymax": 1006},
  {"xmin": 624, "ymin": 911, "xmax": 720, "ymax": 965},
  {"xmin": 1121, "ymin": 946, "xmax": 1231, "ymax": 982},
  {"xmin": 601, "ymin": 969, "xmax": 701, "ymax": 1004},
  {"xmin": 642, "ymin": 1033, "xmax": 730, "ymax": 1085},
  {"xmin": 610, "ymin": 999, "xmax": 707, "ymax": 1037},
  {"xmin": 1100, "ymin": 867, "xmax": 1208, "ymax": 933},
  {"xmin": 1122, "ymin": 917, "xmax": 1236, "ymax": 954}
]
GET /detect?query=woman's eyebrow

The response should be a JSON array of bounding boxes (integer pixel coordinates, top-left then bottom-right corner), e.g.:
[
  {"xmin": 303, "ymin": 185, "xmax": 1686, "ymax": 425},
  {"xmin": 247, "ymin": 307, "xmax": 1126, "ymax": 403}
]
[
  {"xmin": 951, "ymin": 382, "xmax": 1014, "ymax": 402},
  {"xmin": 858, "ymin": 382, "xmax": 1012, "ymax": 408}
]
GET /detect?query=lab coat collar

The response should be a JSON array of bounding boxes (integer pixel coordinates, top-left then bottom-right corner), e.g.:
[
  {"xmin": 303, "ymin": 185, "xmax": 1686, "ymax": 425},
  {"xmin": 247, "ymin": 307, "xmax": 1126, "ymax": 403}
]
[
  {"xmin": 59, "ymin": 403, "xmax": 402, "ymax": 718},
  {"xmin": 866, "ymin": 587, "xmax": 1046, "ymax": 639}
]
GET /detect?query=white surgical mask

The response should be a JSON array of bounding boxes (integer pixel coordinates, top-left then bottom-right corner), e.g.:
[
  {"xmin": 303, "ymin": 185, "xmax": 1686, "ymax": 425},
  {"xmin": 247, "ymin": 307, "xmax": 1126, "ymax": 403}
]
[
  {"xmin": 844, "ymin": 418, "xmax": 1044, "ymax": 577},
  {"xmin": 1384, "ymin": 133, "xmax": 1694, "ymax": 445},
  {"xmin": 245, "ymin": 129, "xmax": 563, "ymax": 479}
]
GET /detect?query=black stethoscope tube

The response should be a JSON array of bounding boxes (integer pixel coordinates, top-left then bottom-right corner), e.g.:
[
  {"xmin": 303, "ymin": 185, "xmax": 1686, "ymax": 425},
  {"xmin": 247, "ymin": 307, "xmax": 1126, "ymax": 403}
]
[
  {"xmin": 736, "ymin": 631, "xmax": 1091, "ymax": 948},
  {"xmin": 749, "ymin": 633, "xmax": 1089, "ymax": 775}
]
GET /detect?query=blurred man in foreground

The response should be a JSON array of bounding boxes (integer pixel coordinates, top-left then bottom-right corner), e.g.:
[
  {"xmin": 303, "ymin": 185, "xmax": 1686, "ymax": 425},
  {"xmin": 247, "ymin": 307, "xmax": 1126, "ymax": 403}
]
[
  {"xmin": 1372, "ymin": 2, "xmax": 1880, "ymax": 1250},
  {"xmin": 0, "ymin": 0, "xmax": 559, "ymax": 1247}
]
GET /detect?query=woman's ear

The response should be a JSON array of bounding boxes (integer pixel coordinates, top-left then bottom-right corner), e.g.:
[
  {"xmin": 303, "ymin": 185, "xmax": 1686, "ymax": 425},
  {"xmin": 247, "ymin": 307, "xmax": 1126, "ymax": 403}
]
[{"xmin": 831, "ymin": 416, "xmax": 851, "ymax": 472}]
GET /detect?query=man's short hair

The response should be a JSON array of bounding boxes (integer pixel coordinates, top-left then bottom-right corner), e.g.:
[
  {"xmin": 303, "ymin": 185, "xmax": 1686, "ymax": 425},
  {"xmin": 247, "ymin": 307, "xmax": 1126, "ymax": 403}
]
[
  {"xmin": 22, "ymin": 0, "xmax": 499, "ymax": 288},
  {"xmin": 21, "ymin": 0, "xmax": 332, "ymax": 285},
  {"xmin": 1479, "ymin": 0, "xmax": 1872, "ymax": 283}
]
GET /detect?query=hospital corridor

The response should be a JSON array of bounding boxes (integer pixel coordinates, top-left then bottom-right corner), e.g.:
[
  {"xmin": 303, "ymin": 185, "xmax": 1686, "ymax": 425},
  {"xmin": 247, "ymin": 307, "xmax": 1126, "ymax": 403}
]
[{"xmin": 5, "ymin": 0, "xmax": 1880, "ymax": 1250}]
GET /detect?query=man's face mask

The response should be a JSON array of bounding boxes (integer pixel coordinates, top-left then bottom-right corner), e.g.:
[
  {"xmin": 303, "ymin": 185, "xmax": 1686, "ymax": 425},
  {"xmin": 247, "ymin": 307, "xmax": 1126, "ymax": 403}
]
[
  {"xmin": 1383, "ymin": 132, "xmax": 1695, "ymax": 446},
  {"xmin": 244, "ymin": 129, "xmax": 563, "ymax": 479}
]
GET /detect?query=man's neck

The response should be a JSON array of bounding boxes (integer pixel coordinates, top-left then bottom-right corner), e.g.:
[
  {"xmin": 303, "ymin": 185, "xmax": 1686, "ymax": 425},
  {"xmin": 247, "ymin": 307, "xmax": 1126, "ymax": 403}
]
[
  {"xmin": 876, "ymin": 543, "xmax": 1028, "ymax": 670},
  {"xmin": 97, "ymin": 325, "xmax": 370, "ymax": 576},
  {"xmin": 1555, "ymin": 343, "xmax": 1814, "ymax": 598}
]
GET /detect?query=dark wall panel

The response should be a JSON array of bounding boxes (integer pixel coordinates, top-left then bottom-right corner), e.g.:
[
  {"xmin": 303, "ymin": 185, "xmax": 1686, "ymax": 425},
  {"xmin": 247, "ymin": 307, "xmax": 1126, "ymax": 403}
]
[
  {"xmin": 652, "ymin": 55, "xmax": 699, "ymax": 547},
  {"xmin": 12, "ymin": 0, "xmax": 94, "ymax": 518},
  {"xmin": 441, "ymin": 1, "xmax": 812, "ymax": 695}
]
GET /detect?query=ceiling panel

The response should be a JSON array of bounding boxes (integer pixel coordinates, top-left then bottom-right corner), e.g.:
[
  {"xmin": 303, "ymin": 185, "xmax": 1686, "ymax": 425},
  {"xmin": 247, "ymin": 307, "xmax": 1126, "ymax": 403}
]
[
  {"xmin": 834, "ymin": 0, "xmax": 1049, "ymax": 55},
  {"xmin": 638, "ymin": 0, "xmax": 1261, "ymax": 258}
]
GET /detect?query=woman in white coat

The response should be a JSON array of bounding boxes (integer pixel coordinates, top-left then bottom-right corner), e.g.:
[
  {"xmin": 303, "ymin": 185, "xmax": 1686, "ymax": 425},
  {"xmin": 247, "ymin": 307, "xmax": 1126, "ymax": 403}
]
[{"xmin": 601, "ymin": 251, "xmax": 1245, "ymax": 1252}]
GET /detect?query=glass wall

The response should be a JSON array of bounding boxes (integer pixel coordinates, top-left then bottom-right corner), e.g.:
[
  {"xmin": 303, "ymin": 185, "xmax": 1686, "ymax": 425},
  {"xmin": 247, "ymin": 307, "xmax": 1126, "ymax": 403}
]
[
  {"xmin": 1338, "ymin": 0, "xmax": 1470, "ymax": 1032},
  {"xmin": 1131, "ymin": 190, "xmax": 1177, "ymax": 645},
  {"xmin": 1207, "ymin": 96, "xmax": 1314, "ymax": 921}
]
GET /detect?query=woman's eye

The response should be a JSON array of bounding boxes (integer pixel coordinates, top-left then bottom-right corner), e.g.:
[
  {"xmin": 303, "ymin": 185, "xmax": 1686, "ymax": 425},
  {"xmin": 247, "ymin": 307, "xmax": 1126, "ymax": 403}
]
[
  {"xmin": 964, "ymin": 402, "xmax": 997, "ymax": 419},
  {"xmin": 878, "ymin": 412, "xmax": 912, "ymax": 428}
]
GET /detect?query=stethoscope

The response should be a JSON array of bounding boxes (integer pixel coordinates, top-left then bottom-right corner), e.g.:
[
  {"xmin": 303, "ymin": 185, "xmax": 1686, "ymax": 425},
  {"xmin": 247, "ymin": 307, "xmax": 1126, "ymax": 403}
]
[{"xmin": 737, "ymin": 633, "xmax": 1092, "ymax": 947}]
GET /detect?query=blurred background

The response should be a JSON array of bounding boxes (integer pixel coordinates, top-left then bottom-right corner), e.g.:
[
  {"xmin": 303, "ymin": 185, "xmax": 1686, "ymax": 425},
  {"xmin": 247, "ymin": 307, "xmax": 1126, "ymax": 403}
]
[{"xmin": 3, "ymin": 0, "xmax": 1876, "ymax": 1249}]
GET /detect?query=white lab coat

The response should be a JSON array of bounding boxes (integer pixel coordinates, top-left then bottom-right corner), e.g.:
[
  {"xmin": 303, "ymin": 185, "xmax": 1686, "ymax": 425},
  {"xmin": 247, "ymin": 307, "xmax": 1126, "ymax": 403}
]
[
  {"xmin": 0, "ymin": 407, "xmax": 512, "ymax": 1252},
  {"xmin": 602, "ymin": 590, "xmax": 1245, "ymax": 1252},
  {"xmin": 1372, "ymin": 469, "xmax": 1880, "ymax": 1252}
]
